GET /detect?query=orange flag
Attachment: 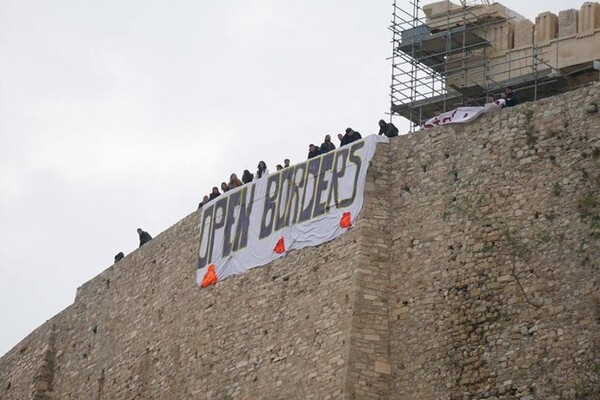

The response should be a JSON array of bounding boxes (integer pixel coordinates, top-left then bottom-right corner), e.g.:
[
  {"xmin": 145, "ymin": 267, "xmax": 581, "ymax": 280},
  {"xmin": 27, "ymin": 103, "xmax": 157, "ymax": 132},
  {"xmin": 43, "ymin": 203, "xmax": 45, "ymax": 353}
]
[
  {"xmin": 340, "ymin": 212, "xmax": 352, "ymax": 228},
  {"xmin": 201, "ymin": 264, "xmax": 218, "ymax": 288},
  {"xmin": 274, "ymin": 237, "xmax": 286, "ymax": 254}
]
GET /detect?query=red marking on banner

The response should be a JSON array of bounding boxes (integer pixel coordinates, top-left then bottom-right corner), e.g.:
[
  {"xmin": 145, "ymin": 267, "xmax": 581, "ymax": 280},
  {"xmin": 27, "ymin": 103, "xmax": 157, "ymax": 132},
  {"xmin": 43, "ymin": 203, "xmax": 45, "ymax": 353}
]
[
  {"xmin": 340, "ymin": 212, "xmax": 352, "ymax": 228},
  {"xmin": 201, "ymin": 265, "xmax": 218, "ymax": 288},
  {"xmin": 274, "ymin": 237, "xmax": 286, "ymax": 254}
]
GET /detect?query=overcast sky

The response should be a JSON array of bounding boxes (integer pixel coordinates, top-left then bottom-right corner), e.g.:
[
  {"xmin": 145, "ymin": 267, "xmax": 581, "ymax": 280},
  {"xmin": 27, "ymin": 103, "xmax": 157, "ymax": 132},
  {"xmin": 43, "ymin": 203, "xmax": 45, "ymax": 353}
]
[{"xmin": 0, "ymin": 0, "xmax": 587, "ymax": 356}]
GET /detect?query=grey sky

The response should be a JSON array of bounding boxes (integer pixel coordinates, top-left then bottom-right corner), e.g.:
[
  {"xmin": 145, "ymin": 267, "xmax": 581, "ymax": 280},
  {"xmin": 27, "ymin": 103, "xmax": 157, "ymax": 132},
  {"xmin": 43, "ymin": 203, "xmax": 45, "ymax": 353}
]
[{"xmin": 0, "ymin": 0, "xmax": 588, "ymax": 356}]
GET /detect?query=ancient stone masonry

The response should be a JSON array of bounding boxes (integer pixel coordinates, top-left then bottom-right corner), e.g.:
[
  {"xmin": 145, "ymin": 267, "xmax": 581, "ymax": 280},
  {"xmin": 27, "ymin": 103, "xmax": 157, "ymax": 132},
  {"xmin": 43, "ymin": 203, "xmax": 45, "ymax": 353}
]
[
  {"xmin": 391, "ymin": 1, "xmax": 600, "ymax": 128},
  {"xmin": 388, "ymin": 84, "xmax": 600, "ymax": 399},
  {"xmin": 1, "ymin": 83, "xmax": 600, "ymax": 399},
  {"xmin": 424, "ymin": 1, "xmax": 600, "ymax": 88}
]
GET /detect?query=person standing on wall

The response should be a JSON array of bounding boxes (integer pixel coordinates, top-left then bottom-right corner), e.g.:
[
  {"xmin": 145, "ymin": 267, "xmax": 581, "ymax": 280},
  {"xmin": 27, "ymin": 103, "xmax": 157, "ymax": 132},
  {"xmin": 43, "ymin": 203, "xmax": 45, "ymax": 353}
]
[
  {"xmin": 114, "ymin": 252, "xmax": 125, "ymax": 263},
  {"xmin": 378, "ymin": 119, "xmax": 399, "ymax": 138},
  {"xmin": 504, "ymin": 86, "xmax": 518, "ymax": 107},
  {"xmin": 254, "ymin": 161, "xmax": 269, "ymax": 180},
  {"xmin": 209, "ymin": 186, "xmax": 221, "ymax": 200},
  {"xmin": 241, "ymin": 169, "xmax": 254, "ymax": 184},
  {"xmin": 137, "ymin": 228, "xmax": 152, "ymax": 248},
  {"xmin": 344, "ymin": 127, "xmax": 362, "ymax": 144},
  {"xmin": 320, "ymin": 134, "xmax": 336, "ymax": 153},
  {"xmin": 340, "ymin": 128, "xmax": 362, "ymax": 146},
  {"xmin": 228, "ymin": 173, "xmax": 243, "ymax": 189},
  {"xmin": 308, "ymin": 144, "xmax": 322, "ymax": 159}
]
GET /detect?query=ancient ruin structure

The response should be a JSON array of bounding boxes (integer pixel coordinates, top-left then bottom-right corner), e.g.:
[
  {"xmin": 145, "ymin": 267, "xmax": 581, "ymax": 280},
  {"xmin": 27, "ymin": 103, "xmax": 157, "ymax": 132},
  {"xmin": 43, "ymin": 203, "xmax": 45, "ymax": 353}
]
[
  {"xmin": 1, "ymin": 81, "xmax": 599, "ymax": 399},
  {"xmin": 1, "ymin": 1, "xmax": 600, "ymax": 398},
  {"xmin": 391, "ymin": 0, "xmax": 600, "ymax": 128}
]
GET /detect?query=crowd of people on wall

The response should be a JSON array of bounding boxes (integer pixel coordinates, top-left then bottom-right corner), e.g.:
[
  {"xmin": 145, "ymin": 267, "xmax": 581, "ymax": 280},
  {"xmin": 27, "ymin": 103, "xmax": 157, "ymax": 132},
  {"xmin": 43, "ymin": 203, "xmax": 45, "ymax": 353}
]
[
  {"xmin": 113, "ymin": 87, "xmax": 522, "ymax": 264},
  {"xmin": 119, "ymin": 122, "xmax": 397, "ymax": 264},
  {"xmin": 196, "ymin": 121, "xmax": 399, "ymax": 210},
  {"xmin": 464, "ymin": 86, "xmax": 518, "ymax": 108}
]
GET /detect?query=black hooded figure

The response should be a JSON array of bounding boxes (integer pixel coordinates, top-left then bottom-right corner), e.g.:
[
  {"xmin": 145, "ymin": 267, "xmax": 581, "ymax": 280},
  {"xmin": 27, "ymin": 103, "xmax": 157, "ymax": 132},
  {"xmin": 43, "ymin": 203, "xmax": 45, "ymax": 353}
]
[
  {"xmin": 378, "ymin": 119, "xmax": 399, "ymax": 138},
  {"xmin": 137, "ymin": 228, "xmax": 152, "ymax": 248},
  {"xmin": 242, "ymin": 169, "xmax": 254, "ymax": 184}
]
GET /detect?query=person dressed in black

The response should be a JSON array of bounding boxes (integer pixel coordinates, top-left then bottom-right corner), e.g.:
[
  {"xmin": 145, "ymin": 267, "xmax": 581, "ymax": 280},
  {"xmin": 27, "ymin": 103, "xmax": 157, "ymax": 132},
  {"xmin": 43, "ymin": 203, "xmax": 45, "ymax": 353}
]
[
  {"xmin": 308, "ymin": 144, "xmax": 322, "ymax": 159},
  {"xmin": 341, "ymin": 127, "xmax": 362, "ymax": 146},
  {"xmin": 198, "ymin": 195, "xmax": 209, "ymax": 209},
  {"xmin": 465, "ymin": 96, "xmax": 480, "ymax": 107},
  {"xmin": 504, "ymin": 86, "xmax": 518, "ymax": 107},
  {"xmin": 209, "ymin": 186, "xmax": 221, "ymax": 200},
  {"xmin": 242, "ymin": 169, "xmax": 254, "ymax": 184},
  {"xmin": 114, "ymin": 252, "xmax": 125, "ymax": 263},
  {"xmin": 378, "ymin": 119, "xmax": 399, "ymax": 138},
  {"xmin": 137, "ymin": 228, "xmax": 152, "ymax": 248},
  {"xmin": 320, "ymin": 134, "xmax": 336, "ymax": 153}
]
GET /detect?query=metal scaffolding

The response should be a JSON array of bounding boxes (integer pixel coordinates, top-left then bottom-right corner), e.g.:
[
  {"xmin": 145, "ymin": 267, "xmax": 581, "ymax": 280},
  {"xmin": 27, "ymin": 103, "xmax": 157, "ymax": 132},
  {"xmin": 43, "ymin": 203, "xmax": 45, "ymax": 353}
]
[{"xmin": 389, "ymin": 0, "xmax": 575, "ymax": 130}]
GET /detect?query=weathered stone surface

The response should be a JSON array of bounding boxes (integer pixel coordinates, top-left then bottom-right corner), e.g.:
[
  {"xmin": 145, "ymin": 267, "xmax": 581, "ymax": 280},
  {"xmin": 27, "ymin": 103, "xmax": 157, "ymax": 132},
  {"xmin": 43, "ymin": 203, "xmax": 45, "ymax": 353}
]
[
  {"xmin": 423, "ymin": 1, "xmax": 600, "ymax": 93},
  {"xmin": 1, "ymin": 83, "xmax": 600, "ymax": 399},
  {"xmin": 559, "ymin": 9, "xmax": 579, "ymax": 37},
  {"xmin": 579, "ymin": 2, "xmax": 600, "ymax": 33},
  {"xmin": 535, "ymin": 12, "xmax": 559, "ymax": 43}
]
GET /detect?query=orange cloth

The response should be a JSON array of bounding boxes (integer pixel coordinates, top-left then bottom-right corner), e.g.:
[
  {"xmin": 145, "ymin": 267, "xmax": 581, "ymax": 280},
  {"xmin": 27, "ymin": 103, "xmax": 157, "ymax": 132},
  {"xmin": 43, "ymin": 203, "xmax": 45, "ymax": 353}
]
[
  {"xmin": 340, "ymin": 212, "xmax": 352, "ymax": 228},
  {"xmin": 274, "ymin": 237, "xmax": 286, "ymax": 254},
  {"xmin": 201, "ymin": 264, "xmax": 218, "ymax": 288}
]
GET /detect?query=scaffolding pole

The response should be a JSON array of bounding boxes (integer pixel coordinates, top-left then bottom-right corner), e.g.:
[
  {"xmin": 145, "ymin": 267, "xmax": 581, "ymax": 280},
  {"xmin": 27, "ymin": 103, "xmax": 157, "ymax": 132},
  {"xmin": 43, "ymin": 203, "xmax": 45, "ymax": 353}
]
[{"xmin": 389, "ymin": 0, "xmax": 575, "ymax": 131}]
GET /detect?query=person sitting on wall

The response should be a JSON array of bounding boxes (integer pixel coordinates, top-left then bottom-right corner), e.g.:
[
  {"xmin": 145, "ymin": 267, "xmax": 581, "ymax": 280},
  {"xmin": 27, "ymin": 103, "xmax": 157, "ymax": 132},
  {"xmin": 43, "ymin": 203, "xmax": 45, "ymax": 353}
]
[
  {"xmin": 504, "ymin": 86, "xmax": 518, "ymax": 107},
  {"xmin": 198, "ymin": 195, "xmax": 209, "ymax": 209},
  {"xmin": 229, "ymin": 173, "xmax": 243, "ymax": 189},
  {"xmin": 308, "ymin": 144, "xmax": 322, "ymax": 159},
  {"xmin": 209, "ymin": 186, "xmax": 221, "ymax": 200},
  {"xmin": 220, "ymin": 182, "xmax": 230, "ymax": 193},
  {"xmin": 342, "ymin": 127, "xmax": 362, "ymax": 145},
  {"xmin": 137, "ymin": 228, "xmax": 152, "ymax": 248},
  {"xmin": 320, "ymin": 134, "xmax": 336, "ymax": 153},
  {"xmin": 254, "ymin": 161, "xmax": 269, "ymax": 180},
  {"xmin": 378, "ymin": 119, "xmax": 399, "ymax": 138},
  {"xmin": 114, "ymin": 252, "xmax": 125, "ymax": 263},
  {"xmin": 466, "ymin": 96, "xmax": 480, "ymax": 107},
  {"xmin": 500, "ymin": 91, "xmax": 508, "ymax": 107},
  {"xmin": 241, "ymin": 169, "xmax": 254, "ymax": 184}
]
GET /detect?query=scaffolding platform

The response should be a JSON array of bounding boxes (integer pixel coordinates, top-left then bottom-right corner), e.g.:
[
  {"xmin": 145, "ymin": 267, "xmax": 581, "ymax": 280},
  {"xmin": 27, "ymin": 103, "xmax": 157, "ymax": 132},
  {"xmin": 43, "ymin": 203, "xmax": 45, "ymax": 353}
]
[
  {"xmin": 389, "ymin": 0, "xmax": 600, "ymax": 129},
  {"xmin": 397, "ymin": 25, "xmax": 490, "ymax": 73}
]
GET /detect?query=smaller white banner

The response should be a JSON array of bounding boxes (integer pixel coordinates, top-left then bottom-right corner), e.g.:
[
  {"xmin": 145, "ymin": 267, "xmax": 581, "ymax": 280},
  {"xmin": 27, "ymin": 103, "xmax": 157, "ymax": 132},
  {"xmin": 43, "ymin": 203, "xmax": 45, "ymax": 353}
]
[{"xmin": 424, "ymin": 99, "xmax": 505, "ymax": 128}]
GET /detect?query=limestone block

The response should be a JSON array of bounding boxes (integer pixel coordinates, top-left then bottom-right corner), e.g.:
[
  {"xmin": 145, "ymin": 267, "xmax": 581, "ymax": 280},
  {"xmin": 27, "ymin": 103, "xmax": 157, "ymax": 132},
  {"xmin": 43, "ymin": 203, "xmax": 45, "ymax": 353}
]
[
  {"xmin": 535, "ymin": 12, "xmax": 558, "ymax": 44},
  {"xmin": 423, "ymin": 0, "xmax": 461, "ymax": 19},
  {"xmin": 489, "ymin": 23, "xmax": 514, "ymax": 51},
  {"xmin": 579, "ymin": 2, "xmax": 600, "ymax": 34},
  {"xmin": 559, "ymin": 9, "xmax": 579, "ymax": 37},
  {"xmin": 513, "ymin": 20, "xmax": 534, "ymax": 48}
]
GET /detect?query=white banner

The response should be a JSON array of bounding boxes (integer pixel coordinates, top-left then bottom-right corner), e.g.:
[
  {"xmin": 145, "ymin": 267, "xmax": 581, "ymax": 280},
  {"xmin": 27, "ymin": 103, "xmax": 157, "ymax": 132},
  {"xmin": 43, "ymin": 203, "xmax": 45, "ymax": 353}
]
[
  {"xmin": 196, "ymin": 135, "xmax": 389, "ymax": 287},
  {"xmin": 423, "ymin": 99, "xmax": 505, "ymax": 128}
]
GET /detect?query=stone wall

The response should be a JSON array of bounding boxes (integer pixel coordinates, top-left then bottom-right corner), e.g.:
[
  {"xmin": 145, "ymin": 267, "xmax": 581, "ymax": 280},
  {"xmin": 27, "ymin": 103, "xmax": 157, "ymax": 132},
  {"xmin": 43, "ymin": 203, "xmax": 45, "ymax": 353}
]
[
  {"xmin": 388, "ymin": 84, "xmax": 600, "ymax": 399},
  {"xmin": 1, "ymin": 84, "xmax": 599, "ymax": 399}
]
